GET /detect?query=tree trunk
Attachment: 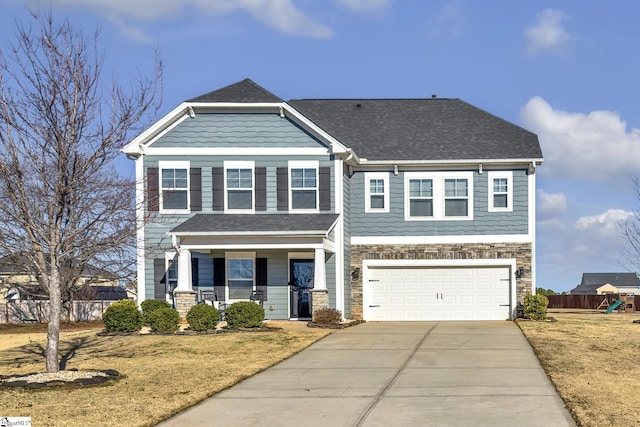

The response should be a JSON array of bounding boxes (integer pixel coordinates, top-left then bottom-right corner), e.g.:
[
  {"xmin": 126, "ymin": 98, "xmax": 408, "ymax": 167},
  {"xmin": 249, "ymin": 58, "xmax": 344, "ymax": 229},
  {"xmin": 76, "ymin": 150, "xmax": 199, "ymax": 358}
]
[{"xmin": 45, "ymin": 272, "xmax": 61, "ymax": 373}]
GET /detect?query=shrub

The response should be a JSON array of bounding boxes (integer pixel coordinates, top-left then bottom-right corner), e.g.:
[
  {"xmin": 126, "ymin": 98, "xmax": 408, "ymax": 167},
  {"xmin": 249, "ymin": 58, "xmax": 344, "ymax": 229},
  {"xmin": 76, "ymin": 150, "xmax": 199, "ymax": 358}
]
[
  {"xmin": 186, "ymin": 304, "xmax": 220, "ymax": 331},
  {"xmin": 140, "ymin": 299, "xmax": 172, "ymax": 325},
  {"xmin": 225, "ymin": 301, "xmax": 265, "ymax": 329},
  {"xmin": 523, "ymin": 293, "xmax": 549, "ymax": 320},
  {"xmin": 103, "ymin": 299, "xmax": 143, "ymax": 333},
  {"xmin": 146, "ymin": 307, "xmax": 180, "ymax": 333},
  {"xmin": 313, "ymin": 308, "xmax": 342, "ymax": 324}
]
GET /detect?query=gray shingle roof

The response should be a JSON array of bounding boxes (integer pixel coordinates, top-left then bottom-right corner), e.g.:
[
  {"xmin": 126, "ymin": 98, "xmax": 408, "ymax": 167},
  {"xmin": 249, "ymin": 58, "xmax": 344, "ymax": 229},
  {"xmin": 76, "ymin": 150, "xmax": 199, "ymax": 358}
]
[
  {"xmin": 188, "ymin": 78, "xmax": 282, "ymax": 103},
  {"xmin": 288, "ymin": 98, "xmax": 542, "ymax": 161},
  {"xmin": 580, "ymin": 273, "xmax": 640, "ymax": 287},
  {"xmin": 170, "ymin": 214, "xmax": 340, "ymax": 235}
]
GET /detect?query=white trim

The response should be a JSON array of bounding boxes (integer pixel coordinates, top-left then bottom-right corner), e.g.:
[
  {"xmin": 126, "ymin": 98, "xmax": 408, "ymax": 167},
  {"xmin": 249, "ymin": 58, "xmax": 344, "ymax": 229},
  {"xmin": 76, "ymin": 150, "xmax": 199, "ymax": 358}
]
[
  {"xmin": 224, "ymin": 160, "xmax": 255, "ymax": 213},
  {"xmin": 351, "ymin": 234, "xmax": 533, "ymax": 245},
  {"xmin": 171, "ymin": 230, "xmax": 333, "ymax": 237},
  {"xmin": 288, "ymin": 252, "xmax": 314, "ymax": 260},
  {"xmin": 334, "ymin": 159, "xmax": 345, "ymax": 315},
  {"xmin": 362, "ymin": 258, "xmax": 517, "ymax": 321},
  {"xmin": 289, "ymin": 160, "xmax": 319, "ymax": 213},
  {"xmin": 158, "ymin": 160, "xmax": 190, "ymax": 214},
  {"xmin": 364, "ymin": 172, "xmax": 390, "ymax": 213},
  {"xmin": 143, "ymin": 147, "xmax": 330, "ymax": 156},
  {"xmin": 122, "ymin": 103, "xmax": 190, "ymax": 154},
  {"xmin": 529, "ymin": 171, "xmax": 537, "ymax": 294},
  {"xmin": 135, "ymin": 157, "xmax": 146, "ymax": 306},
  {"xmin": 404, "ymin": 171, "xmax": 474, "ymax": 221},
  {"xmin": 360, "ymin": 158, "xmax": 544, "ymax": 166},
  {"xmin": 488, "ymin": 171, "xmax": 513, "ymax": 212},
  {"xmin": 183, "ymin": 243, "xmax": 326, "ymax": 250},
  {"xmin": 225, "ymin": 252, "xmax": 256, "ymax": 303}
]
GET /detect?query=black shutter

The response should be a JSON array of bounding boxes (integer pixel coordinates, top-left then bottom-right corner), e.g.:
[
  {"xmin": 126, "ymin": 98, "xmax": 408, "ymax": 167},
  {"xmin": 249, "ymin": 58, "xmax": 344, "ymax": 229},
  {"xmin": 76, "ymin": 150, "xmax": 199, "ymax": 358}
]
[
  {"xmin": 190, "ymin": 168, "xmax": 202, "ymax": 211},
  {"xmin": 256, "ymin": 258, "xmax": 268, "ymax": 300},
  {"xmin": 213, "ymin": 258, "xmax": 226, "ymax": 301},
  {"xmin": 277, "ymin": 167, "xmax": 288, "ymax": 211},
  {"xmin": 147, "ymin": 167, "xmax": 159, "ymax": 212},
  {"xmin": 319, "ymin": 167, "xmax": 331, "ymax": 211},
  {"xmin": 153, "ymin": 258, "xmax": 165, "ymax": 299},
  {"xmin": 255, "ymin": 167, "xmax": 267, "ymax": 211},
  {"xmin": 212, "ymin": 167, "xmax": 224, "ymax": 211},
  {"xmin": 191, "ymin": 257, "xmax": 199, "ymax": 288}
]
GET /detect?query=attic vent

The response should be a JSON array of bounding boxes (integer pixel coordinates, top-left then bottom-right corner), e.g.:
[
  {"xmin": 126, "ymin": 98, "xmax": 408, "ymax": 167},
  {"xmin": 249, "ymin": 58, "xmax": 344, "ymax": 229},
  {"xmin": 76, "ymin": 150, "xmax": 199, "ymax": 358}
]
[
  {"xmin": 431, "ymin": 94, "xmax": 437, "ymax": 99},
  {"xmin": 356, "ymin": 103, "xmax": 362, "ymax": 108}
]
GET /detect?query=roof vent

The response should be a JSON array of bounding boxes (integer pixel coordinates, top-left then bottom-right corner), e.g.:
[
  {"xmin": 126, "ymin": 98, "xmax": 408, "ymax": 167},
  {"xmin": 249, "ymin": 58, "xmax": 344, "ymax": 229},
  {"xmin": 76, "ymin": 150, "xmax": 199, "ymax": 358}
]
[
  {"xmin": 431, "ymin": 94, "xmax": 437, "ymax": 99},
  {"xmin": 356, "ymin": 103, "xmax": 362, "ymax": 108}
]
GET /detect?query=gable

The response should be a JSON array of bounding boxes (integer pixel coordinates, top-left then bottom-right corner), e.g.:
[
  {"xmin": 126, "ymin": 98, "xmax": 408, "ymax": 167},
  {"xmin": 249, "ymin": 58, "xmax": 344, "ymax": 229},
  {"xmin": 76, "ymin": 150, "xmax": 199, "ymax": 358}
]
[{"xmin": 148, "ymin": 112, "xmax": 329, "ymax": 150}]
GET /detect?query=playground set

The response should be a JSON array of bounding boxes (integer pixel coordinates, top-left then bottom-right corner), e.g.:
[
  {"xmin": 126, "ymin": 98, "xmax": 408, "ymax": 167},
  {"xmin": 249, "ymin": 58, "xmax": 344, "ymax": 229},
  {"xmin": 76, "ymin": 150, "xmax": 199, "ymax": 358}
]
[{"xmin": 597, "ymin": 293, "xmax": 636, "ymax": 314}]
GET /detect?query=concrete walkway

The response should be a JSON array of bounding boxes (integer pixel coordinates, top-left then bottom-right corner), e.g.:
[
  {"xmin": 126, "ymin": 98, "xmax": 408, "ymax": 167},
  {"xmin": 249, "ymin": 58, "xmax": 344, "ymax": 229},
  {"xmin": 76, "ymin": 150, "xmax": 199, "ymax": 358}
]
[{"xmin": 158, "ymin": 322, "xmax": 576, "ymax": 427}]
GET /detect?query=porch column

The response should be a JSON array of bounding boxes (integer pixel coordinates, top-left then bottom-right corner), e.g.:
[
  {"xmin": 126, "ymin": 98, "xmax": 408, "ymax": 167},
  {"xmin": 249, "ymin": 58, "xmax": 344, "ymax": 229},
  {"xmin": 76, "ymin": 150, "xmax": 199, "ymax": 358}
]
[
  {"xmin": 314, "ymin": 248, "xmax": 326, "ymax": 290},
  {"xmin": 176, "ymin": 248, "xmax": 192, "ymax": 291},
  {"xmin": 174, "ymin": 248, "xmax": 196, "ymax": 319}
]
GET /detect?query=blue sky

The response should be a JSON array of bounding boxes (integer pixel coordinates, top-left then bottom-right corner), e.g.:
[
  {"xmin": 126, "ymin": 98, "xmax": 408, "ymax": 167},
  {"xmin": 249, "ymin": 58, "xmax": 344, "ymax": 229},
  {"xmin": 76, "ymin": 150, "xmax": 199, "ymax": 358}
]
[{"xmin": 2, "ymin": 0, "xmax": 639, "ymax": 292}]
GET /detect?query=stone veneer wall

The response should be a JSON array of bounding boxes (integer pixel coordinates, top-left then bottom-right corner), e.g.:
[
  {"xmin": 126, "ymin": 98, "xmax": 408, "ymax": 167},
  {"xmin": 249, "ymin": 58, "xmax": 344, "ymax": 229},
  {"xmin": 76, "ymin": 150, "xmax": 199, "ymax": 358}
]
[
  {"xmin": 310, "ymin": 289, "xmax": 329, "ymax": 321},
  {"xmin": 350, "ymin": 243, "xmax": 532, "ymax": 320}
]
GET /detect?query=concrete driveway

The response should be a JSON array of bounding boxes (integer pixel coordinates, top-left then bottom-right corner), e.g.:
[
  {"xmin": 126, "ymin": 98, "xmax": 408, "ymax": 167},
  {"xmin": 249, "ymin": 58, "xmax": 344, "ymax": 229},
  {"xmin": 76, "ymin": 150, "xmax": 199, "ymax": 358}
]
[{"xmin": 158, "ymin": 322, "xmax": 576, "ymax": 427}]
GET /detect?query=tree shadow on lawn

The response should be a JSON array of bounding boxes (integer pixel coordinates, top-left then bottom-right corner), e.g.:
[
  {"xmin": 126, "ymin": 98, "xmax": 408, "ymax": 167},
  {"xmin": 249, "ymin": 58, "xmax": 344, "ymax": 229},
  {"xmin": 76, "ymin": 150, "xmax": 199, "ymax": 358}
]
[{"xmin": 1, "ymin": 334, "xmax": 136, "ymax": 371}]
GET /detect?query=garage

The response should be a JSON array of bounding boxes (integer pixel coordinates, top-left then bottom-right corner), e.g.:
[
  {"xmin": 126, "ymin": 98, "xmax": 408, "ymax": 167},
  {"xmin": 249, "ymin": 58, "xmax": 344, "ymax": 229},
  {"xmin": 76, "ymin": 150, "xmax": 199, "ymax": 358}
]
[{"xmin": 363, "ymin": 264, "xmax": 512, "ymax": 321}]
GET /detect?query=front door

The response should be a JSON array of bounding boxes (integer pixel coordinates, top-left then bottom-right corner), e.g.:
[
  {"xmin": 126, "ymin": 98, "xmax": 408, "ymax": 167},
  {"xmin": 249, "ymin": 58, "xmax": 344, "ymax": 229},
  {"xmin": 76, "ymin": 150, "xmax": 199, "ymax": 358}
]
[{"xmin": 290, "ymin": 259, "xmax": 314, "ymax": 318}]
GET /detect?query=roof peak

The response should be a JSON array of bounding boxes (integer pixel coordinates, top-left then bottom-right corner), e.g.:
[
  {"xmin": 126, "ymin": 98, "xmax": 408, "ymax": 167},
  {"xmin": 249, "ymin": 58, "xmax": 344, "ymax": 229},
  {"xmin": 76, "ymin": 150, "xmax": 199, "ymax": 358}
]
[{"xmin": 188, "ymin": 78, "xmax": 282, "ymax": 103}]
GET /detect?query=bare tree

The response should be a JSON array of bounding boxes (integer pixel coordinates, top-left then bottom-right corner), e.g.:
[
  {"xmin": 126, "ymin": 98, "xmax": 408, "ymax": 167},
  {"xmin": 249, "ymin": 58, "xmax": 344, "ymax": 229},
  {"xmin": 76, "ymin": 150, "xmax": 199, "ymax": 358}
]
[
  {"xmin": 623, "ymin": 178, "xmax": 640, "ymax": 274},
  {"xmin": 0, "ymin": 11, "xmax": 161, "ymax": 373}
]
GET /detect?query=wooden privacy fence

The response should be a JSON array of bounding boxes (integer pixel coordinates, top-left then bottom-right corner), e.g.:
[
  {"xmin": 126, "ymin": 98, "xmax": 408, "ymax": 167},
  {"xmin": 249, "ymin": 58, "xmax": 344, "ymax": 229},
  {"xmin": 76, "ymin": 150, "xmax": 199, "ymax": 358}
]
[
  {"xmin": 0, "ymin": 300, "xmax": 118, "ymax": 324},
  {"xmin": 547, "ymin": 294, "xmax": 640, "ymax": 310}
]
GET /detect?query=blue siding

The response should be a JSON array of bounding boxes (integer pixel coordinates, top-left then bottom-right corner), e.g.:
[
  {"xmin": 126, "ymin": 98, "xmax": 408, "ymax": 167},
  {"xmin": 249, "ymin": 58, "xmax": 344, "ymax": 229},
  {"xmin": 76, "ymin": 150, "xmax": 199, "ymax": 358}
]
[
  {"xmin": 350, "ymin": 169, "xmax": 529, "ymax": 236},
  {"xmin": 150, "ymin": 113, "xmax": 327, "ymax": 149}
]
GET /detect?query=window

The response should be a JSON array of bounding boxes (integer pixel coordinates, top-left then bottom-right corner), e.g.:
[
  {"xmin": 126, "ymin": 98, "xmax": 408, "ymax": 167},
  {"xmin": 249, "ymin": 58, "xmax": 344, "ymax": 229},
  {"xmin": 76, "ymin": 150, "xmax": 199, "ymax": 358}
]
[
  {"xmin": 226, "ymin": 253, "xmax": 255, "ymax": 300},
  {"xmin": 444, "ymin": 178, "xmax": 468, "ymax": 217},
  {"xmin": 408, "ymin": 178, "xmax": 433, "ymax": 217},
  {"xmin": 165, "ymin": 253, "xmax": 178, "ymax": 293},
  {"xmin": 404, "ymin": 172, "xmax": 473, "ymax": 220},
  {"xmin": 290, "ymin": 161, "xmax": 318, "ymax": 211},
  {"xmin": 159, "ymin": 161, "xmax": 189, "ymax": 211},
  {"xmin": 365, "ymin": 172, "xmax": 389, "ymax": 213},
  {"xmin": 488, "ymin": 171, "xmax": 513, "ymax": 212},
  {"xmin": 225, "ymin": 161, "xmax": 254, "ymax": 211}
]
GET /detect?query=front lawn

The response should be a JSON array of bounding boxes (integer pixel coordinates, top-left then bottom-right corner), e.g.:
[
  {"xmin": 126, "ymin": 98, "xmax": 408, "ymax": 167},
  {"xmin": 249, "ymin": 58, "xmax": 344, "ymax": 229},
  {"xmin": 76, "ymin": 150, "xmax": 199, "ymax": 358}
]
[
  {"xmin": 518, "ymin": 311, "xmax": 640, "ymax": 427},
  {"xmin": 0, "ymin": 324, "xmax": 330, "ymax": 426}
]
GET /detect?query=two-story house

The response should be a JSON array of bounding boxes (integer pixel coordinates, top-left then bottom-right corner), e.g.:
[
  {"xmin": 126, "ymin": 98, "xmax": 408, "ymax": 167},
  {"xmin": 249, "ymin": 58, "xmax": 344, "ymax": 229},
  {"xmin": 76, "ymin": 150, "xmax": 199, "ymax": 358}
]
[{"xmin": 123, "ymin": 78, "xmax": 543, "ymax": 321}]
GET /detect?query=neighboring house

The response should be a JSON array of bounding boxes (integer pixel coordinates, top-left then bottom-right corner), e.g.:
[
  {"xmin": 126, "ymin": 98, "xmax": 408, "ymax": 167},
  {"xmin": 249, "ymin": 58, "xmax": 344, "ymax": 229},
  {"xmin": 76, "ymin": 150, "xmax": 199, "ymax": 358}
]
[
  {"xmin": 0, "ymin": 254, "xmax": 120, "ymax": 304},
  {"xmin": 570, "ymin": 273, "xmax": 640, "ymax": 295},
  {"xmin": 123, "ymin": 78, "xmax": 543, "ymax": 321}
]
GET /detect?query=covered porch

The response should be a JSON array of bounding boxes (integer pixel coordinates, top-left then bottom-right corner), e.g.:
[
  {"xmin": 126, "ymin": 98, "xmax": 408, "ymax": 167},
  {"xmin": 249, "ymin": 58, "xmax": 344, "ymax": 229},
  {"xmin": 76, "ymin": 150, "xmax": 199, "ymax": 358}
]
[{"xmin": 166, "ymin": 214, "xmax": 340, "ymax": 320}]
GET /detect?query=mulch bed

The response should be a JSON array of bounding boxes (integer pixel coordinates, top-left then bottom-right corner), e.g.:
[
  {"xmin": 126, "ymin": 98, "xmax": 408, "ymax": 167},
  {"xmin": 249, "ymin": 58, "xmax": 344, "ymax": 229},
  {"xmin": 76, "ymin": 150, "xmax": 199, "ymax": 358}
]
[
  {"xmin": 0, "ymin": 369, "xmax": 120, "ymax": 390},
  {"xmin": 307, "ymin": 320, "xmax": 364, "ymax": 329}
]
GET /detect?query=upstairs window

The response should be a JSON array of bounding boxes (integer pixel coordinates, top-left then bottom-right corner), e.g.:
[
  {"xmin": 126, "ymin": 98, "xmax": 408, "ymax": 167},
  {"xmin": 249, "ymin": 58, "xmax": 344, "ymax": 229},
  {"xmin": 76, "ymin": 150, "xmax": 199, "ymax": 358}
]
[
  {"xmin": 405, "ymin": 172, "xmax": 473, "ymax": 220},
  {"xmin": 225, "ymin": 161, "xmax": 254, "ymax": 211},
  {"xmin": 290, "ymin": 161, "xmax": 318, "ymax": 211},
  {"xmin": 365, "ymin": 172, "xmax": 389, "ymax": 213},
  {"xmin": 408, "ymin": 178, "xmax": 433, "ymax": 217},
  {"xmin": 488, "ymin": 171, "xmax": 513, "ymax": 212},
  {"xmin": 159, "ymin": 161, "xmax": 189, "ymax": 212},
  {"xmin": 444, "ymin": 178, "xmax": 469, "ymax": 217}
]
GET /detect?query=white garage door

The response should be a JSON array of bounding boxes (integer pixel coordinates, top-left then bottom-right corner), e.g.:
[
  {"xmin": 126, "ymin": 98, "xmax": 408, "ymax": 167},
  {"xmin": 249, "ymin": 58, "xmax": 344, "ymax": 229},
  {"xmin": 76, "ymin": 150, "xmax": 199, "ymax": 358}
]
[{"xmin": 364, "ymin": 266, "xmax": 511, "ymax": 321}]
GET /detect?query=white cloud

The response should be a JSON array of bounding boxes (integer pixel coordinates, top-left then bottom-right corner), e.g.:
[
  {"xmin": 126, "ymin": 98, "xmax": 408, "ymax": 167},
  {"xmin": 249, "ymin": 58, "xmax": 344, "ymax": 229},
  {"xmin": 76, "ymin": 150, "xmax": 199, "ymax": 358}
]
[
  {"xmin": 524, "ymin": 9, "xmax": 572, "ymax": 56},
  {"xmin": 520, "ymin": 97, "xmax": 640, "ymax": 181},
  {"xmin": 336, "ymin": 0, "xmax": 390, "ymax": 13},
  {"xmin": 575, "ymin": 209, "xmax": 633, "ymax": 236},
  {"xmin": 429, "ymin": 2, "xmax": 465, "ymax": 40},
  {"xmin": 537, "ymin": 189, "xmax": 567, "ymax": 219},
  {"xmin": 17, "ymin": 0, "xmax": 334, "ymax": 40}
]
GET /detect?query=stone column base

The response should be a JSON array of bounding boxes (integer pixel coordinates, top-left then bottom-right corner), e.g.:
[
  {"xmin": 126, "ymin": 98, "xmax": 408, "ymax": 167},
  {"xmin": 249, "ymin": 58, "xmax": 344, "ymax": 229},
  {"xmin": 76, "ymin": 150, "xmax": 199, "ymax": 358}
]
[
  {"xmin": 310, "ymin": 289, "xmax": 329, "ymax": 321},
  {"xmin": 174, "ymin": 290, "xmax": 197, "ymax": 319}
]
